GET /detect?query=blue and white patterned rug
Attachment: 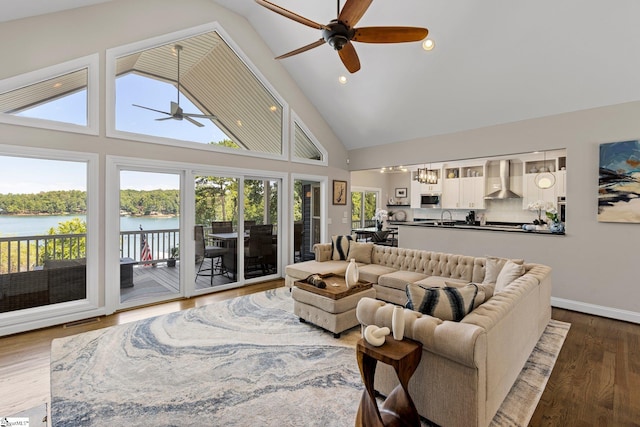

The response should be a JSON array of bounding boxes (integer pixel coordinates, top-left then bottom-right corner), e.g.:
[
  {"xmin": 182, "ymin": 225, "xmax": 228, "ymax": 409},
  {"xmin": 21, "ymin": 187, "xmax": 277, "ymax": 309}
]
[{"xmin": 50, "ymin": 288, "xmax": 569, "ymax": 426}]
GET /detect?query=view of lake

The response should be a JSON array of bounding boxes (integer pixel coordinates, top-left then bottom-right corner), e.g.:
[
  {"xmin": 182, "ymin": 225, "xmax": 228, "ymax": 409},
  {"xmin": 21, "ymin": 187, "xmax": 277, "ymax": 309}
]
[{"xmin": 0, "ymin": 215, "xmax": 179, "ymax": 237}]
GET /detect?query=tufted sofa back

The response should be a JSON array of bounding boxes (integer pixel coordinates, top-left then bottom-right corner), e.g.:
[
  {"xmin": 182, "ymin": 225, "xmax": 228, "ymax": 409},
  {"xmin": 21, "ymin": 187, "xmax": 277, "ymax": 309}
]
[{"xmin": 372, "ymin": 246, "xmax": 486, "ymax": 282}]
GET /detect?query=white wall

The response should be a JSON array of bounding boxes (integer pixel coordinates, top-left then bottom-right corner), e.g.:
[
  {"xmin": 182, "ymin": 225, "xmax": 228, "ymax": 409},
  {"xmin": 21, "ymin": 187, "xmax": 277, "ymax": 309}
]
[{"xmin": 349, "ymin": 101, "xmax": 640, "ymax": 323}]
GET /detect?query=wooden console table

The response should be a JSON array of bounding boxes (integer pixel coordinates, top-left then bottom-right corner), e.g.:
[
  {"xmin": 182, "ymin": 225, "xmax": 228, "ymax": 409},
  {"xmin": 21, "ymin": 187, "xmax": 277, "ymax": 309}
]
[{"xmin": 355, "ymin": 336, "xmax": 422, "ymax": 427}]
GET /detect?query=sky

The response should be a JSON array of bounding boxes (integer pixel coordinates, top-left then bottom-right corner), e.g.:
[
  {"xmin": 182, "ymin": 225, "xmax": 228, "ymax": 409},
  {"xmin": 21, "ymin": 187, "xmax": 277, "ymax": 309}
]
[{"xmin": 1, "ymin": 74, "xmax": 228, "ymax": 194}]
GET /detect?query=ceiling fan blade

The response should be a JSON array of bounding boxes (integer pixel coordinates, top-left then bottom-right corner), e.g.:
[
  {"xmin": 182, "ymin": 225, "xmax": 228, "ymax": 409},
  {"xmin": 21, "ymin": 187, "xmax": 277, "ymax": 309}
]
[
  {"xmin": 276, "ymin": 39, "xmax": 326, "ymax": 59},
  {"xmin": 183, "ymin": 113, "xmax": 218, "ymax": 119},
  {"xmin": 353, "ymin": 26, "xmax": 429, "ymax": 43},
  {"xmin": 338, "ymin": 0, "xmax": 373, "ymax": 28},
  {"xmin": 338, "ymin": 42, "xmax": 361, "ymax": 73},
  {"xmin": 133, "ymin": 104, "xmax": 171, "ymax": 116},
  {"xmin": 185, "ymin": 116, "xmax": 205, "ymax": 127},
  {"xmin": 155, "ymin": 117, "xmax": 175, "ymax": 121},
  {"xmin": 255, "ymin": 0, "xmax": 328, "ymax": 30}
]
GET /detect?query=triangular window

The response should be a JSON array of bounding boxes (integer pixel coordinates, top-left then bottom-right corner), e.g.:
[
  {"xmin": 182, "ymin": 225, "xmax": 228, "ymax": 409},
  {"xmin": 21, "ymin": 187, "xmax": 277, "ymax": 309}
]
[
  {"xmin": 0, "ymin": 55, "xmax": 98, "ymax": 134},
  {"xmin": 292, "ymin": 112, "xmax": 327, "ymax": 165}
]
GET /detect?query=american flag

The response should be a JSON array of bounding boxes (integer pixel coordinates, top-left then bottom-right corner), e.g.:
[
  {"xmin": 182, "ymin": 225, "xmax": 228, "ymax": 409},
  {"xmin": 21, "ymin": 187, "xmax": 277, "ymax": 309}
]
[{"xmin": 140, "ymin": 225, "xmax": 153, "ymax": 266}]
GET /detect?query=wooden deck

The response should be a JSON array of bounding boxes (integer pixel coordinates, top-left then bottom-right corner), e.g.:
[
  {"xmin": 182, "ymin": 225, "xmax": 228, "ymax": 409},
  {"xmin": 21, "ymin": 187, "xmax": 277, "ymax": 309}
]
[{"xmin": 120, "ymin": 261, "xmax": 234, "ymax": 304}]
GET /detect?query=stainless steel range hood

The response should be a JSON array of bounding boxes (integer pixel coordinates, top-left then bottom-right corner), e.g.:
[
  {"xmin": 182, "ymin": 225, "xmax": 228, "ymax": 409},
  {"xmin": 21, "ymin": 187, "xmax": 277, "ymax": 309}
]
[{"xmin": 484, "ymin": 160, "xmax": 521, "ymax": 199}]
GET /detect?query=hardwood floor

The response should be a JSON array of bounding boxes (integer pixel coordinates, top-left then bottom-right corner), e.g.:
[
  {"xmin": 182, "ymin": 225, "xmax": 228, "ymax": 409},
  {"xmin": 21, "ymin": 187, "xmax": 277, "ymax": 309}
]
[
  {"xmin": 531, "ymin": 308, "xmax": 640, "ymax": 426},
  {"xmin": 1, "ymin": 287, "xmax": 639, "ymax": 426}
]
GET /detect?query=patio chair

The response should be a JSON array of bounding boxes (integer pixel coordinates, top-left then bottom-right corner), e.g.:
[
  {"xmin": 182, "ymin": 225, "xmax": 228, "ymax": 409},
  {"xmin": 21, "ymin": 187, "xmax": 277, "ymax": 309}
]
[{"xmin": 195, "ymin": 225, "xmax": 227, "ymax": 286}]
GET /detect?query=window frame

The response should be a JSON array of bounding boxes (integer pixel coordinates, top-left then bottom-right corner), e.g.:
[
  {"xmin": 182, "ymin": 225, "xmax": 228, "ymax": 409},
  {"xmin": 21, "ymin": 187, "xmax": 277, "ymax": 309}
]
[
  {"xmin": 0, "ymin": 144, "xmax": 100, "ymax": 336},
  {"xmin": 0, "ymin": 54, "xmax": 99, "ymax": 135},
  {"xmin": 105, "ymin": 22, "xmax": 289, "ymax": 161},
  {"xmin": 290, "ymin": 110, "xmax": 328, "ymax": 166}
]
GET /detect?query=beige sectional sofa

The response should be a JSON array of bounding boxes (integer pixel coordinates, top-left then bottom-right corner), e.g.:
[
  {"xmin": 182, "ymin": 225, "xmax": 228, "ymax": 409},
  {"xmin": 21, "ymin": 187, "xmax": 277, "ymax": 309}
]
[{"xmin": 284, "ymin": 240, "xmax": 552, "ymax": 427}]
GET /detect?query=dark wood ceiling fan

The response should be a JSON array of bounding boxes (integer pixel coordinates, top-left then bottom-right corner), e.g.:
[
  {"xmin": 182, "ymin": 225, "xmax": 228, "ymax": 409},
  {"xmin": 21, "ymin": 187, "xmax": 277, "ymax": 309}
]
[{"xmin": 255, "ymin": 0, "xmax": 428, "ymax": 73}]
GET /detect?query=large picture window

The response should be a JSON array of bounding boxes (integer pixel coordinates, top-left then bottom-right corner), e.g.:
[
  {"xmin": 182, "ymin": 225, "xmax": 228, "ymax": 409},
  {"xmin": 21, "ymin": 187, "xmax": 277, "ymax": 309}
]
[{"xmin": 109, "ymin": 24, "xmax": 285, "ymax": 157}]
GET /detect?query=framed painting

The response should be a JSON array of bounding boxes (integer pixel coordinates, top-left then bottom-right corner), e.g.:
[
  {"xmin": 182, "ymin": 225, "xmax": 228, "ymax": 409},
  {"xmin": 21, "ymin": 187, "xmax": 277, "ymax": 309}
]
[
  {"xmin": 395, "ymin": 187, "xmax": 408, "ymax": 198},
  {"xmin": 598, "ymin": 140, "xmax": 640, "ymax": 223},
  {"xmin": 333, "ymin": 180, "xmax": 347, "ymax": 205}
]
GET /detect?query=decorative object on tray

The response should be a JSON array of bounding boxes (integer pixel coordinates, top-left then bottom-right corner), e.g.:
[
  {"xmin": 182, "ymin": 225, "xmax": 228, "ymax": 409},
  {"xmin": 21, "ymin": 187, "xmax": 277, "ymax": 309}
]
[
  {"xmin": 345, "ymin": 259, "xmax": 359, "ymax": 289},
  {"xmin": 392, "ymin": 306, "xmax": 405, "ymax": 340},
  {"xmin": 363, "ymin": 325, "xmax": 390, "ymax": 346}
]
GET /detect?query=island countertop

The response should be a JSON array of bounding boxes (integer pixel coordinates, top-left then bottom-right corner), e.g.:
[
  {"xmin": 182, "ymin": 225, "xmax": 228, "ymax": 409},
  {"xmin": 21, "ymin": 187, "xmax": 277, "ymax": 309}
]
[{"xmin": 389, "ymin": 220, "xmax": 564, "ymax": 235}]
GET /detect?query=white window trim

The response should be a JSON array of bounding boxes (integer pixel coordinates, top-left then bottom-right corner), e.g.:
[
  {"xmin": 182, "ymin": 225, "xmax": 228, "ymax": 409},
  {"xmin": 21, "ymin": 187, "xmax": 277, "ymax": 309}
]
[
  {"xmin": 0, "ymin": 144, "xmax": 101, "ymax": 337},
  {"xmin": 105, "ymin": 22, "xmax": 289, "ymax": 162},
  {"xmin": 290, "ymin": 173, "xmax": 328, "ymax": 263},
  {"xmin": 290, "ymin": 110, "xmax": 328, "ymax": 166},
  {"xmin": 0, "ymin": 54, "xmax": 99, "ymax": 136}
]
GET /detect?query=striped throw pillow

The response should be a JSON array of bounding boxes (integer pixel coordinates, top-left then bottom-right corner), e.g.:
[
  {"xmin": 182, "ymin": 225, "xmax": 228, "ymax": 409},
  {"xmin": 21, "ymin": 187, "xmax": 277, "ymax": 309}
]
[
  {"xmin": 406, "ymin": 283, "xmax": 484, "ymax": 322},
  {"xmin": 331, "ymin": 235, "xmax": 354, "ymax": 261}
]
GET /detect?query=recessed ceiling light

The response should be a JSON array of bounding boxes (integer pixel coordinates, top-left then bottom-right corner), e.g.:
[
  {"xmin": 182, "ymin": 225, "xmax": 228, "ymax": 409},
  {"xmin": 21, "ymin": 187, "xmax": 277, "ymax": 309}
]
[
  {"xmin": 338, "ymin": 75, "xmax": 347, "ymax": 85},
  {"xmin": 422, "ymin": 39, "xmax": 435, "ymax": 51},
  {"xmin": 269, "ymin": 105, "xmax": 277, "ymax": 112},
  {"xmin": 236, "ymin": 120, "xmax": 243, "ymax": 127}
]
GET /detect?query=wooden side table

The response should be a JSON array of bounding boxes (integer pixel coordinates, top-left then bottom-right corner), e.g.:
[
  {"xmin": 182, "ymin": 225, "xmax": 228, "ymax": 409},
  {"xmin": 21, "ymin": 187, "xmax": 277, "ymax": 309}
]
[{"xmin": 355, "ymin": 336, "xmax": 422, "ymax": 427}]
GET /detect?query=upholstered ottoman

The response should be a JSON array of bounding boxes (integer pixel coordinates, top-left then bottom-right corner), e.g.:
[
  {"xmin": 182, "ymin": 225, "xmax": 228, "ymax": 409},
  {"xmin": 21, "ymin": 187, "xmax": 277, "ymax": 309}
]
[{"xmin": 292, "ymin": 275, "xmax": 375, "ymax": 338}]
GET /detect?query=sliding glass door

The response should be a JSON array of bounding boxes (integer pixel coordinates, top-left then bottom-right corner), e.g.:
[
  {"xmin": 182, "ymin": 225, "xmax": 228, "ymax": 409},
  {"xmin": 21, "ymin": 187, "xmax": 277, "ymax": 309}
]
[
  {"xmin": 351, "ymin": 188, "xmax": 379, "ymax": 229},
  {"xmin": 119, "ymin": 170, "xmax": 181, "ymax": 306}
]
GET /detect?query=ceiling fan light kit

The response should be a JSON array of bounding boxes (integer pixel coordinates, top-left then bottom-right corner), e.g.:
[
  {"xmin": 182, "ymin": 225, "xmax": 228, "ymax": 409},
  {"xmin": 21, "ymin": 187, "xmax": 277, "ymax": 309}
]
[{"xmin": 255, "ymin": 0, "xmax": 429, "ymax": 73}]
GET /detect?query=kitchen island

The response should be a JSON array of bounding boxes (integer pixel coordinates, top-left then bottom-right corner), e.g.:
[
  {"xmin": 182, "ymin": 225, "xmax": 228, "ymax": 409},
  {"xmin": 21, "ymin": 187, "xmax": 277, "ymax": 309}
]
[{"xmin": 390, "ymin": 220, "xmax": 564, "ymax": 235}]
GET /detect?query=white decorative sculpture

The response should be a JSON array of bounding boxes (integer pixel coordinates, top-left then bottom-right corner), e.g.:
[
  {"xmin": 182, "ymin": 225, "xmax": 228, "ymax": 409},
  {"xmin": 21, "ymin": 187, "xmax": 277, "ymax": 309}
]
[
  {"xmin": 363, "ymin": 325, "xmax": 390, "ymax": 347},
  {"xmin": 392, "ymin": 305, "xmax": 405, "ymax": 340},
  {"xmin": 345, "ymin": 258, "xmax": 359, "ymax": 288}
]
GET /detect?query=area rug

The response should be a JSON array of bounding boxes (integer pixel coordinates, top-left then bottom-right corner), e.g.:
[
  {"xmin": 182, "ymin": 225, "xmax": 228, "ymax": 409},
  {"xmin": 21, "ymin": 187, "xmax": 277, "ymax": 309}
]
[{"xmin": 51, "ymin": 288, "xmax": 569, "ymax": 426}]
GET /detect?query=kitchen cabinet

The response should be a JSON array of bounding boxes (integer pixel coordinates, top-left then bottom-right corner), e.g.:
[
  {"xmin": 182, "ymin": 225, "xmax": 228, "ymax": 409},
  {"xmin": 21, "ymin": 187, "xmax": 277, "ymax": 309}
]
[
  {"xmin": 460, "ymin": 176, "xmax": 486, "ymax": 209},
  {"xmin": 410, "ymin": 178, "xmax": 422, "ymax": 208},
  {"xmin": 441, "ymin": 165, "xmax": 486, "ymax": 209},
  {"xmin": 441, "ymin": 167, "xmax": 460, "ymax": 209}
]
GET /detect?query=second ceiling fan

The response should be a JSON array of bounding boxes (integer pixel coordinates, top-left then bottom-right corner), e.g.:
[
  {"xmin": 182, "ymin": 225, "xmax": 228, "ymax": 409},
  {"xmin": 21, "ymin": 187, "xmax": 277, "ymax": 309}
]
[{"xmin": 255, "ymin": 0, "xmax": 429, "ymax": 73}]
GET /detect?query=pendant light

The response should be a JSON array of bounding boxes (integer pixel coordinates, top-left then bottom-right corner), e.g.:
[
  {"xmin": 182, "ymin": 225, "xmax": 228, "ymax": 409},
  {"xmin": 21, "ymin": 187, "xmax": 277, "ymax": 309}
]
[{"xmin": 534, "ymin": 151, "xmax": 555, "ymax": 189}]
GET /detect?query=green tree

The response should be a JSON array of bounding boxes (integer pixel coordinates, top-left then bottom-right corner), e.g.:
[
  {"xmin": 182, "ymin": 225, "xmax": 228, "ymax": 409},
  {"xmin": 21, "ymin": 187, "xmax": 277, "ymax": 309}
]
[{"xmin": 42, "ymin": 218, "xmax": 87, "ymax": 262}]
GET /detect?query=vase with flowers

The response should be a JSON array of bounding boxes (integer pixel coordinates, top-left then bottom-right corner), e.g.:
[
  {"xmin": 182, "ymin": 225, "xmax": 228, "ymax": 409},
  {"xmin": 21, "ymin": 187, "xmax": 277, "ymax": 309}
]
[
  {"xmin": 527, "ymin": 200, "xmax": 554, "ymax": 229},
  {"xmin": 545, "ymin": 207, "xmax": 565, "ymax": 234},
  {"xmin": 373, "ymin": 208, "xmax": 388, "ymax": 231}
]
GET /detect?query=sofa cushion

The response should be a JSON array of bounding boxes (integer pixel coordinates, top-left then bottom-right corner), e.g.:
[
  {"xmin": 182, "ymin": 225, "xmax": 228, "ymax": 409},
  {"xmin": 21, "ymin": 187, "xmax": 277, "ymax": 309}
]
[
  {"xmin": 357, "ymin": 264, "xmax": 397, "ymax": 285},
  {"xmin": 495, "ymin": 260, "xmax": 526, "ymax": 292},
  {"xmin": 415, "ymin": 276, "xmax": 467, "ymax": 288},
  {"xmin": 348, "ymin": 242, "xmax": 374, "ymax": 264},
  {"xmin": 483, "ymin": 256, "xmax": 524, "ymax": 284},
  {"xmin": 378, "ymin": 270, "xmax": 429, "ymax": 291},
  {"xmin": 405, "ymin": 283, "xmax": 484, "ymax": 322},
  {"xmin": 331, "ymin": 235, "xmax": 354, "ymax": 261},
  {"xmin": 284, "ymin": 260, "xmax": 348, "ymax": 280}
]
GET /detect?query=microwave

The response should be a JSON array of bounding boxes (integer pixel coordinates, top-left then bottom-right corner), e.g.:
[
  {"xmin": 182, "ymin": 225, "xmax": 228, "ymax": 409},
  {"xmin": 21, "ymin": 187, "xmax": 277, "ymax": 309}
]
[{"xmin": 420, "ymin": 194, "xmax": 441, "ymax": 208}]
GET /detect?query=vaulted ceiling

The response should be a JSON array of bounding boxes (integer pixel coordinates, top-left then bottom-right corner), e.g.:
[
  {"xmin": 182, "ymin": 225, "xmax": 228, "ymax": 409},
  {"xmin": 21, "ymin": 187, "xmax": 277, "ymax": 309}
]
[{"xmin": 4, "ymin": 0, "xmax": 640, "ymax": 151}]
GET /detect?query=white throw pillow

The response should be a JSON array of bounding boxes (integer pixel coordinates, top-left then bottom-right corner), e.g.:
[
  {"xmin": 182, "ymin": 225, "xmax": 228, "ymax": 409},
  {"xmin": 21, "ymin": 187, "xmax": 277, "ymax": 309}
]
[
  {"xmin": 494, "ymin": 260, "xmax": 526, "ymax": 292},
  {"xmin": 483, "ymin": 256, "xmax": 523, "ymax": 284}
]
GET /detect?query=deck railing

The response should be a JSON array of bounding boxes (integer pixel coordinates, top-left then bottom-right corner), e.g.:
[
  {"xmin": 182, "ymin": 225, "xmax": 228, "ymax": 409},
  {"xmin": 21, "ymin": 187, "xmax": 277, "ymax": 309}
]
[{"xmin": 0, "ymin": 228, "xmax": 179, "ymax": 274}]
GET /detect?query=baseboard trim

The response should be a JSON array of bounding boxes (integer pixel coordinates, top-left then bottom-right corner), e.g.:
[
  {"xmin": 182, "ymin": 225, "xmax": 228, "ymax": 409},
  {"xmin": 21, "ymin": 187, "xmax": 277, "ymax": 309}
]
[{"xmin": 552, "ymin": 297, "xmax": 640, "ymax": 324}]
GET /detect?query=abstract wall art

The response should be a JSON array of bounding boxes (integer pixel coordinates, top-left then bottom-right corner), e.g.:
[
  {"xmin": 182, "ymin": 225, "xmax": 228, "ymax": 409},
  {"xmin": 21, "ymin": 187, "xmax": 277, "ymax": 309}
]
[{"xmin": 598, "ymin": 140, "xmax": 640, "ymax": 223}]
